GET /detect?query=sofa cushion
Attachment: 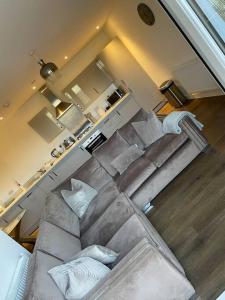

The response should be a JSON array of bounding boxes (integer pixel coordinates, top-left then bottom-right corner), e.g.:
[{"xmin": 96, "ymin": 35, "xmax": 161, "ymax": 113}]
[
  {"xmin": 130, "ymin": 108, "xmax": 148, "ymax": 122},
  {"xmin": 144, "ymin": 132, "xmax": 188, "ymax": 167},
  {"xmin": 116, "ymin": 158, "xmax": 156, "ymax": 197},
  {"xmin": 81, "ymin": 193, "xmax": 135, "ymax": 248},
  {"xmin": 106, "ymin": 213, "xmax": 184, "ymax": 274},
  {"xmin": 93, "ymin": 132, "xmax": 130, "ymax": 177},
  {"xmin": 55, "ymin": 157, "xmax": 112, "ymax": 192},
  {"xmin": 80, "ymin": 181, "xmax": 120, "ymax": 235},
  {"xmin": 118, "ymin": 123, "xmax": 145, "ymax": 150},
  {"xmin": 43, "ymin": 192, "xmax": 80, "ymax": 237},
  {"xmin": 132, "ymin": 111, "xmax": 164, "ymax": 149},
  {"xmin": 118, "ymin": 109, "xmax": 148, "ymax": 150},
  {"xmin": 111, "ymin": 144, "xmax": 144, "ymax": 175},
  {"xmin": 106, "ymin": 214, "xmax": 157, "ymax": 266},
  {"xmin": 26, "ymin": 250, "xmax": 64, "ymax": 300},
  {"xmin": 86, "ymin": 239, "xmax": 195, "ymax": 300},
  {"xmin": 36, "ymin": 221, "xmax": 81, "ymax": 261}
]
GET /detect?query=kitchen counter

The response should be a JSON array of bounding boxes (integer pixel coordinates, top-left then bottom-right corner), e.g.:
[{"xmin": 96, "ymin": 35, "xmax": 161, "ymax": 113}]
[{"xmin": 0, "ymin": 92, "xmax": 132, "ymax": 219}]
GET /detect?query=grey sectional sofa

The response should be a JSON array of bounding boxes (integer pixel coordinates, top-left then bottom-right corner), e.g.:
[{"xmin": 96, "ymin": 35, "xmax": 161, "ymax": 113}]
[
  {"xmin": 25, "ymin": 192, "xmax": 196, "ymax": 299},
  {"xmin": 93, "ymin": 109, "xmax": 208, "ymax": 210},
  {"xmin": 24, "ymin": 109, "xmax": 207, "ymax": 299}
]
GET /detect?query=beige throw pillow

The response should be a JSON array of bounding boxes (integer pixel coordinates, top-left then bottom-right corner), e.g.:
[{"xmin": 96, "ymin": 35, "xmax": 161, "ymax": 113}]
[
  {"xmin": 64, "ymin": 245, "xmax": 119, "ymax": 264},
  {"xmin": 61, "ymin": 179, "xmax": 97, "ymax": 218},
  {"xmin": 48, "ymin": 257, "xmax": 110, "ymax": 300}
]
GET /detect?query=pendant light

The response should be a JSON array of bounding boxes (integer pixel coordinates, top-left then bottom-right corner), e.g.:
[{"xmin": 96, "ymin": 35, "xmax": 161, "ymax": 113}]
[
  {"xmin": 38, "ymin": 59, "xmax": 58, "ymax": 80},
  {"xmin": 30, "ymin": 50, "xmax": 60, "ymax": 82}
]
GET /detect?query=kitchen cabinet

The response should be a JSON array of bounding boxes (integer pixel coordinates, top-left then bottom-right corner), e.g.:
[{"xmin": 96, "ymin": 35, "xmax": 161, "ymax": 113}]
[
  {"xmin": 2, "ymin": 205, "xmax": 23, "ymax": 224},
  {"xmin": 64, "ymin": 61, "xmax": 113, "ymax": 108},
  {"xmin": 0, "ymin": 218, "xmax": 8, "ymax": 228},
  {"xmin": 38, "ymin": 173, "xmax": 60, "ymax": 194},
  {"xmin": 116, "ymin": 96, "xmax": 140, "ymax": 127},
  {"xmin": 98, "ymin": 95, "xmax": 140, "ymax": 138},
  {"xmin": 98, "ymin": 112, "xmax": 122, "ymax": 138},
  {"xmin": 19, "ymin": 187, "xmax": 47, "ymax": 236},
  {"xmin": 53, "ymin": 147, "xmax": 91, "ymax": 184}
]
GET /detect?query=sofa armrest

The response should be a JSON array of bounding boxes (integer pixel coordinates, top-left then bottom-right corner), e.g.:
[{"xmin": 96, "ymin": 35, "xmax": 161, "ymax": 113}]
[
  {"xmin": 86, "ymin": 238, "xmax": 196, "ymax": 300},
  {"xmin": 179, "ymin": 116, "xmax": 208, "ymax": 151}
]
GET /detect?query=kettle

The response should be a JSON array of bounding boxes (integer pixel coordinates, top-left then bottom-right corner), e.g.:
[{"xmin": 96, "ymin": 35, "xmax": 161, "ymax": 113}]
[
  {"xmin": 62, "ymin": 137, "xmax": 75, "ymax": 149},
  {"xmin": 51, "ymin": 148, "xmax": 61, "ymax": 158}
]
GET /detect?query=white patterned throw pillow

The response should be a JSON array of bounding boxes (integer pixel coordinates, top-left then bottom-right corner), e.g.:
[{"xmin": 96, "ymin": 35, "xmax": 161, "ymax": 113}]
[
  {"xmin": 64, "ymin": 245, "xmax": 119, "ymax": 264},
  {"xmin": 61, "ymin": 179, "xmax": 97, "ymax": 218},
  {"xmin": 48, "ymin": 257, "xmax": 110, "ymax": 300}
]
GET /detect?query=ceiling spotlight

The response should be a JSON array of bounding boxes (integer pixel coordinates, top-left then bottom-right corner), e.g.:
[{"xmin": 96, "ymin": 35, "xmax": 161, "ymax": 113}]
[
  {"xmin": 96, "ymin": 25, "xmax": 100, "ymax": 30},
  {"xmin": 64, "ymin": 56, "xmax": 68, "ymax": 60},
  {"xmin": 32, "ymin": 86, "xmax": 37, "ymax": 90},
  {"xmin": 0, "ymin": 116, "xmax": 4, "ymax": 121},
  {"xmin": 3, "ymin": 102, "xmax": 10, "ymax": 108}
]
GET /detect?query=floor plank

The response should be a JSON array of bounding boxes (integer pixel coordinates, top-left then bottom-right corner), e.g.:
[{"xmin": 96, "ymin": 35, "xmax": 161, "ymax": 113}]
[{"xmin": 148, "ymin": 96, "xmax": 225, "ymax": 300}]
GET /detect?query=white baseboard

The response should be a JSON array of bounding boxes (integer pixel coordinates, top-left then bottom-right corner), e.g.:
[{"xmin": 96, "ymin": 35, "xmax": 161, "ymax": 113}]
[{"xmin": 191, "ymin": 88, "xmax": 224, "ymax": 99}]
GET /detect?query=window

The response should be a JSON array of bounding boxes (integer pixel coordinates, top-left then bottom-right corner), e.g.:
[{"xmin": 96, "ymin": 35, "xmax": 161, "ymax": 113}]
[{"xmin": 187, "ymin": 0, "xmax": 225, "ymax": 54}]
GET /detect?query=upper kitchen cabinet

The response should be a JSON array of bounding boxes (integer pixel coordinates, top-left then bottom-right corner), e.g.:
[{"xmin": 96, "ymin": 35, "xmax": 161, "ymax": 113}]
[
  {"xmin": 28, "ymin": 108, "xmax": 65, "ymax": 143},
  {"xmin": 63, "ymin": 60, "xmax": 113, "ymax": 109}
]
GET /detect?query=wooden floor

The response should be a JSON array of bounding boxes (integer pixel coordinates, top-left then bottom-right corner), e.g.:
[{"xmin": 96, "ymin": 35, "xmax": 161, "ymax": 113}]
[{"xmin": 148, "ymin": 96, "xmax": 225, "ymax": 300}]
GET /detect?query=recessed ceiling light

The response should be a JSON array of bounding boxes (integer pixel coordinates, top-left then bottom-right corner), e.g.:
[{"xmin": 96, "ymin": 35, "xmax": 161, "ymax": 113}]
[
  {"xmin": 3, "ymin": 102, "xmax": 10, "ymax": 108},
  {"xmin": 96, "ymin": 25, "xmax": 100, "ymax": 30},
  {"xmin": 0, "ymin": 116, "xmax": 4, "ymax": 121},
  {"xmin": 64, "ymin": 55, "xmax": 68, "ymax": 60},
  {"xmin": 32, "ymin": 86, "xmax": 36, "ymax": 90}
]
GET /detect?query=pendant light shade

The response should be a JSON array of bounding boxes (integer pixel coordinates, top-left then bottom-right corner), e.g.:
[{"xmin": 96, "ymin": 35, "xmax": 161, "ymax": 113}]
[{"xmin": 38, "ymin": 59, "xmax": 58, "ymax": 79}]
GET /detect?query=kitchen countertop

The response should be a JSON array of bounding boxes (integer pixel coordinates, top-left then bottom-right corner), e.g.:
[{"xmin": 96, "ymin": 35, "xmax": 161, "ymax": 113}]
[{"xmin": 0, "ymin": 92, "xmax": 131, "ymax": 218}]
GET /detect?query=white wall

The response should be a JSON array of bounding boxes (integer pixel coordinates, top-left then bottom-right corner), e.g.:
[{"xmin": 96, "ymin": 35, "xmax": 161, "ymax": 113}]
[
  {"xmin": 99, "ymin": 38, "xmax": 163, "ymax": 111},
  {"xmin": 47, "ymin": 30, "xmax": 111, "ymax": 97},
  {"xmin": 105, "ymin": 0, "xmax": 221, "ymax": 97}
]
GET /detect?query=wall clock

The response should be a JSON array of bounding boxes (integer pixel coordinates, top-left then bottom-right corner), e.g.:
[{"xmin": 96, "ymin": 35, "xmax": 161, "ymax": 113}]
[{"xmin": 137, "ymin": 3, "xmax": 155, "ymax": 26}]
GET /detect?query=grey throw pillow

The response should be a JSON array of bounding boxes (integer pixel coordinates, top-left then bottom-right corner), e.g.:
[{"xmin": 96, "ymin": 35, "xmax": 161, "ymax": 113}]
[
  {"xmin": 111, "ymin": 144, "xmax": 144, "ymax": 175},
  {"xmin": 48, "ymin": 257, "xmax": 110, "ymax": 300},
  {"xmin": 64, "ymin": 245, "xmax": 119, "ymax": 264},
  {"xmin": 132, "ymin": 111, "xmax": 164, "ymax": 148},
  {"xmin": 61, "ymin": 179, "xmax": 98, "ymax": 218}
]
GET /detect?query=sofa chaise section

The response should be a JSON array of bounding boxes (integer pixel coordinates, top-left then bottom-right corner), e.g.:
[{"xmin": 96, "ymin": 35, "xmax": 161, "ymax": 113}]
[{"xmin": 85, "ymin": 238, "xmax": 195, "ymax": 300}]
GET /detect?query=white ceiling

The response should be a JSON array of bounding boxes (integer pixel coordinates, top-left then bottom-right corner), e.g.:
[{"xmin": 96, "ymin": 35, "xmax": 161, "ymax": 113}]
[{"xmin": 0, "ymin": 0, "xmax": 113, "ymax": 117}]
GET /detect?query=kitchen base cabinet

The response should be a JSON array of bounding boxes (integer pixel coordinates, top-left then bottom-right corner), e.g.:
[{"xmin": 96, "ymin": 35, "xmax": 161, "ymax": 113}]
[
  {"xmin": 116, "ymin": 95, "xmax": 140, "ymax": 127},
  {"xmin": 98, "ymin": 95, "xmax": 140, "ymax": 138},
  {"xmin": 20, "ymin": 187, "xmax": 47, "ymax": 236},
  {"xmin": 98, "ymin": 112, "xmax": 122, "ymax": 138},
  {"xmin": 38, "ymin": 174, "xmax": 60, "ymax": 194},
  {"xmin": 3, "ymin": 205, "xmax": 23, "ymax": 224},
  {"xmin": 0, "ymin": 218, "xmax": 8, "ymax": 228},
  {"xmin": 53, "ymin": 147, "xmax": 91, "ymax": 185}
]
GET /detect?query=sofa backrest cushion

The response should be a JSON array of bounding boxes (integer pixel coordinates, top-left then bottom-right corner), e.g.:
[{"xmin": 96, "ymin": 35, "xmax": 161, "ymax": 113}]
[
  {"xmin": 132, "ymin": 111, "xmax": 164, "ymax": 149},
  {"xmin": 118, "ymin": 109, "xmax": 148, "ymax": 150},
  {"xmin": 80, "ymin": 181, "xmax": 120, "ymax": 235},
  {"xmin": 26, "ymin": 250, "xmax": 64, "ymax": 300},
  {"xmin": 55, "ymin": 157, "xmax": 112, "ymax": 192},
  {"xmin": 81, "ymin": 193, "xmax": 135, "ymax": 248},
  {"xmin": 43, "ymin": 192, "xmax": 80, "ymax": 237},
  {"xmin": 36, "ymin": 221, "xmax": 81, "ymax": 261},
  {"xmin": 106, "ymin": 214, "xmax": 157, "ymax": 266},
  {"xmin": 93, "ymin": 132, "xmax": 130, "ymax": 177}
]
